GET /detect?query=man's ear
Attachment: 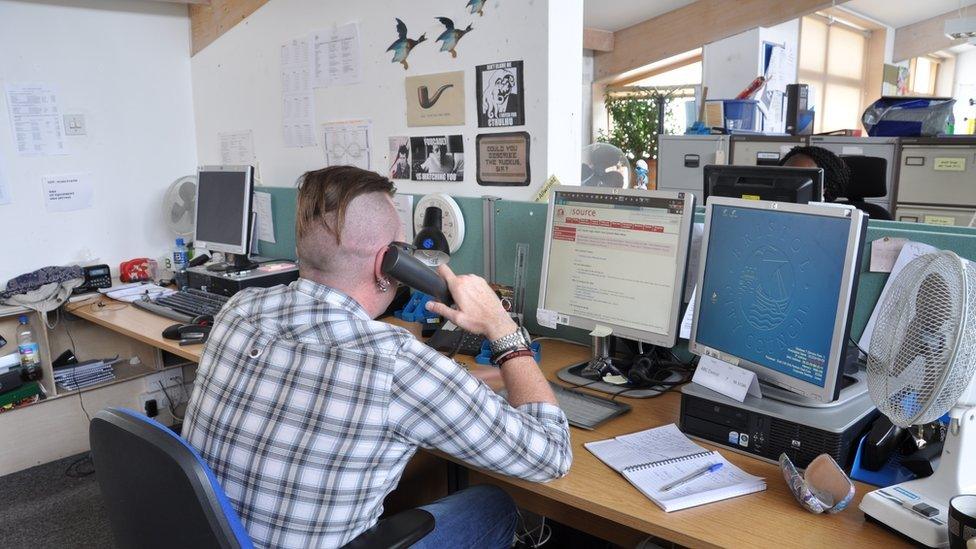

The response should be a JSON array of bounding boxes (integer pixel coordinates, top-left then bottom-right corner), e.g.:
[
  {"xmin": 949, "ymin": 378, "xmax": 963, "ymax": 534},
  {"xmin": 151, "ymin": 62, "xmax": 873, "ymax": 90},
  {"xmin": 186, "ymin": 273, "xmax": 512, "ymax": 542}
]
[{"xmin": 373, "ymin": 246, "xmax": 388, "ymax": 282}]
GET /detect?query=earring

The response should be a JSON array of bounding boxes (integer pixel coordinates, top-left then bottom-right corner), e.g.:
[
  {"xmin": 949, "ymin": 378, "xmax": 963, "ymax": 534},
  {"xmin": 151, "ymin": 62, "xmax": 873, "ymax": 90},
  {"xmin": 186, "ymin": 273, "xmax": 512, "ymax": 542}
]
[{"xmin": 376, "ymin": 277, "xmax": 391, "ymax": 293}]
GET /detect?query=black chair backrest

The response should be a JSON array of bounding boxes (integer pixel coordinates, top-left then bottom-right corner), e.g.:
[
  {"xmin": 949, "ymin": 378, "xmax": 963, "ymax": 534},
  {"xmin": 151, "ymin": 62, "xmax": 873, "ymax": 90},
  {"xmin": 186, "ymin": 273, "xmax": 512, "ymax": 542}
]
[
  {"xmin": 841, "ymin": 155, "xmax": 887, "ymax": 200},
  {"xmin": 89, "ymin": 408, "xmax": 252, "ymax": 549}
]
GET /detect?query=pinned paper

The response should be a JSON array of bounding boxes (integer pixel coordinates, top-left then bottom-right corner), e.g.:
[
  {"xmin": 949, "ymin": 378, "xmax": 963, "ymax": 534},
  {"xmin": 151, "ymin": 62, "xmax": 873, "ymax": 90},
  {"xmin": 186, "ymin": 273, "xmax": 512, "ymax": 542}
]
[
  {"xmin": 253, "ymin": 191, "xmax": 276, "ymax": 243},
  {"xmin": 219, "ymin": 130, "xmax": 255, "ymax": 164},
  {"xmin": 0, "ymin": 160, "xmax": 10, "ymax": 205},
  {"xmin": 536, "ymin": 308, "xmax": 557, "ymax": 329},
  {"xmin": 680, "ymin": 287, "xmax": 696, "ymax": 340},
  {"xmin": 869, "ymin": 237, "xmax": 907, "ymax": 273},
  {"xmin": 42, "ymin": 173, "xmax": 93, "ymax": 212},
  {"xmin": 693, "ymin": 355, "xmax": 762, "ymax": 402},
  {"xmin": 533, "ymin": 175, "xmax": 560, "ymax": 203},
  {"xmin": 859, "ymin": 241, "xmax": 938, "ymax": 350},
  {"xmin": 393, "ymin": 194, "xmax": 414, "ymax": 242}
]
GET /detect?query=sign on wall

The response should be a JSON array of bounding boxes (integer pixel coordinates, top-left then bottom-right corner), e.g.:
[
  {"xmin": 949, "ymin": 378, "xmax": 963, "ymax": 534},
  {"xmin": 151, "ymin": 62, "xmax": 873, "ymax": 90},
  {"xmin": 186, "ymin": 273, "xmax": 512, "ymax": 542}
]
[
  {"xmin": 410, "ymin": 135, "xmax": 464, "ymax": 182},
  {"xmin": 476, "ymin": 60, "xmax": 525, "ymax": 128},
  {"xmin": 476, "ymin": 132, "xmax": 530, "ymax": 186},
  {"xmin": 405, "ymin": 71, "xmax": 465, "ymax": 127}
]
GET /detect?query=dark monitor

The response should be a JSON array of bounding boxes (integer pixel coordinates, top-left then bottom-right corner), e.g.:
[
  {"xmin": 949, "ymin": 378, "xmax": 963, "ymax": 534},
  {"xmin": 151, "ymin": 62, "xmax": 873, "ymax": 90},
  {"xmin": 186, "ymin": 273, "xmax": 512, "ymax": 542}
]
[
  {"xmin": 194, "ymin": 165, "xmax": 254, "ymax": 260},
  {"xmin": 703, "ymin": 165, "xmax": 825, "ymax": 204}
]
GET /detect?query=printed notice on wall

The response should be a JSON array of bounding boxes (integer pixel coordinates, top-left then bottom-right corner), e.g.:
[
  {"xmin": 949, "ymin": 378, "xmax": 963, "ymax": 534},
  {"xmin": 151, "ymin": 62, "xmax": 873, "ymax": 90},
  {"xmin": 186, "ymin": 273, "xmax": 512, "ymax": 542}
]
[
  {"xmin": 219, "ymin": 130, "xmax": 255, "ymax": 165},
  {"xmin": 312, "ymin": 22, "xmax": 361, "ymax": 88},
  {"xmin": 0, "ymin": 159, "xmax": 11, "ymax": 205},
  {"xmin": 253, "ymin": 191, "xmax": 276, "ymax": 243},
  {"xmin": 322, "ymin": 119, "xmax": 371, "ymax": 170},
  {"xmin": 280, "ymin": 37, "xmax": 316, "ymax": 148},
  {"xmin": 5, "ymin": 82, "xmax": 66, "ymax": 156},
  {"xmin": 42, "ymin": 173, "xmax": 93, "ymax": 212}
]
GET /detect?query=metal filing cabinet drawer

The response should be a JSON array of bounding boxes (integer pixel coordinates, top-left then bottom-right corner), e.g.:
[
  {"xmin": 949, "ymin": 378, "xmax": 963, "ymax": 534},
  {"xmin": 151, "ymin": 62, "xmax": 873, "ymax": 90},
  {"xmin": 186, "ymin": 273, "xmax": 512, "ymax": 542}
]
[
  {"xmin": 897, "ymin": 138, "xmax": 976, "ymax": 207},
  {"xmin": 730, "ymin": 135, "xmax": 807, "ymax": 166},
  {"xmin": 895, "ymin": 204, "xmax": 974, "ymax": 227},
  {"xmin": 656, "ymin": 134, "xmax": 729, "ymax": 203},
  {"xmin": 809, "ymin": 136, "xmax": 900, "ymax": 213}
]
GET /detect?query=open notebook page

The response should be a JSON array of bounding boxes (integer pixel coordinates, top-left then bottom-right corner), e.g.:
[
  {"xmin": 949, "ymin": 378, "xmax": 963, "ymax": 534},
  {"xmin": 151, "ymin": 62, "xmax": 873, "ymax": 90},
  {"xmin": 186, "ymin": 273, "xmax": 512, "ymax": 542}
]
[{"xmin": 585, "ymin": 424, "xmax": 708, "ymax": 473}]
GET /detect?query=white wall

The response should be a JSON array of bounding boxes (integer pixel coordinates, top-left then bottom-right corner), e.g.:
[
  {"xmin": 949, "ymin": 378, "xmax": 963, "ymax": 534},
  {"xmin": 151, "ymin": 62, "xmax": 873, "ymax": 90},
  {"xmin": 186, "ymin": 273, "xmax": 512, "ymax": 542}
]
[
  {"xmin": 702, "ymin": 28, "xmax": 762, "ymax": 100},
  {"xmin": 0, "ymin": 0, "xmax": 197, "ymax": 284},
  {"xmin": 191, "ymin": 0, "xmax": 583, "ymax": 200}
]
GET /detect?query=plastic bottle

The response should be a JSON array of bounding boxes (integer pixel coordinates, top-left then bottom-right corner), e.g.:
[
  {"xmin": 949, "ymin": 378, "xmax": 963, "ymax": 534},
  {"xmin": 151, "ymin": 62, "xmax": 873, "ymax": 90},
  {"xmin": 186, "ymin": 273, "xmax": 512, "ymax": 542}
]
[
  {"xmin": 17, "ymin": 316, "xmax": 42, "ymax": 381},
  {"xmin": 173, "ymin": 238, "xmax": 189, "ymax": 289}
]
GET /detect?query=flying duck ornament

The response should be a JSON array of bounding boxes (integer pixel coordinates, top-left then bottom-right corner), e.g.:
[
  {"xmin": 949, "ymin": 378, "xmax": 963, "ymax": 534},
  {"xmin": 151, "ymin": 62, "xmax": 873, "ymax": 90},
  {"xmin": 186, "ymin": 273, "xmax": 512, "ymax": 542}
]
[
  {"xmin": 435, "ymin": 17, "xmax": 472, "ymax": 58},
  {"xmin": 387, "ymin": 18, "xmax": 426, "ymax": 70},
  {"xmin": 467, "ymin": 0, "xmax": 487, "ymax": 17}
]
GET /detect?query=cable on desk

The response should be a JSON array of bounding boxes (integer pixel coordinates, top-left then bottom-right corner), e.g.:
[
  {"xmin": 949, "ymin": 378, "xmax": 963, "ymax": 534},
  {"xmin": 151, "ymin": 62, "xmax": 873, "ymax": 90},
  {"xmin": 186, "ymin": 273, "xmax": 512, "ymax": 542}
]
[{"xmin": 62, "ymin": 315, "xmax": 96, "ymax": 479}]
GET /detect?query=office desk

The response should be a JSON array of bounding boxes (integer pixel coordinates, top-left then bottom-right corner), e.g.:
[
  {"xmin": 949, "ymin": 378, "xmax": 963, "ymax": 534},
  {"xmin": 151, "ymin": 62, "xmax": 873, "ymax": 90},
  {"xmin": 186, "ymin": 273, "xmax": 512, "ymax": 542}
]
[{"xmin": 68, "ymin": 297, "xmax": 906, "ymax": 548}]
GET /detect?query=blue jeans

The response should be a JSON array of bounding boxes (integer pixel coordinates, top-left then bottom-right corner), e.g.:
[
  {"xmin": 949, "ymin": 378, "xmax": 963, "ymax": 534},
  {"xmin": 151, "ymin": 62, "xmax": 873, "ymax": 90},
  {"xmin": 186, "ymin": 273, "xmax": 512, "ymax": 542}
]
[{"xmin": 413, "ymin": 484, "xmax": 518, "ymax": 549}]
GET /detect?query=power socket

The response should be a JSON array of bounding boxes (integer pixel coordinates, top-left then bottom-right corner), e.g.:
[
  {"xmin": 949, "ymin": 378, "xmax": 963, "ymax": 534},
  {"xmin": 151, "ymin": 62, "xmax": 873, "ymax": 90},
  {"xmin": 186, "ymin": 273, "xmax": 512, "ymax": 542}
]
[{"xmin": 144, "ymin": 370, "xmax": 184, "ymax": 393}]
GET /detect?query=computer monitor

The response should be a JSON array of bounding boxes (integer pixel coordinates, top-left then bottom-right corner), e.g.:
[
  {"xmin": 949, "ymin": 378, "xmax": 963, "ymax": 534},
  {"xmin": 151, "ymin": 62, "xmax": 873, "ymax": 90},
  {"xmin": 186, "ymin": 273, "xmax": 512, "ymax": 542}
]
[
  {"xmin": 703, "ymin": 165, "xmax": 824, "ymax": 204},
  {"xmin": 538, "ymin": 187, "xmax": 696, "ymax": 348},
  {"xmin": 194, "ymin": 165, "xmax": 255, "ymax": 269},
  {"xmin": 689, "ymin": 197, "xmax": 867, "ymax": 405}
]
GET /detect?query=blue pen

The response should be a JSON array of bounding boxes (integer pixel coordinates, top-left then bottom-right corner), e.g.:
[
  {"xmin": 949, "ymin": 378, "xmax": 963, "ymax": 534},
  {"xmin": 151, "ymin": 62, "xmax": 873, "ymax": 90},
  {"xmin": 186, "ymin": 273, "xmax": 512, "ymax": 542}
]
[{"xmin": 662, "ymin": 462, "xmax": 724, "ymax": 492}]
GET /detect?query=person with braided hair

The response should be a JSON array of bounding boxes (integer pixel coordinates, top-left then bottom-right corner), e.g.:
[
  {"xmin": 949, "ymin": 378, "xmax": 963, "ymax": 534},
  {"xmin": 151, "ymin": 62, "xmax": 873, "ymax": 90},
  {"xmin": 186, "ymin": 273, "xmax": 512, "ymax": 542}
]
[{"xmin": 780, "ymin": 145, "xmax": 851, "ymax": 202}]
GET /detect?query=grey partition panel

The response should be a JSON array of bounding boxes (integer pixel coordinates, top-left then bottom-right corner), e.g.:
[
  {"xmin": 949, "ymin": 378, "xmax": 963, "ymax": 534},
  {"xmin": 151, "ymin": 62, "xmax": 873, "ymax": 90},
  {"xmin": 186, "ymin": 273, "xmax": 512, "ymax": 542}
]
[{"xmin": 492, "ymin": 200, "xmax": 589, "ymax": 344}]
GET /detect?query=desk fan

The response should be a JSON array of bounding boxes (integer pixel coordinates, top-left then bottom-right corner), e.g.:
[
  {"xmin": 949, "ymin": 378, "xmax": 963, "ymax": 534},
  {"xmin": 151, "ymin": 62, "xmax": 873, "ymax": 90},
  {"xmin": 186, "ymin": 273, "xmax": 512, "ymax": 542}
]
[{"xmin": 859, "ymin": 251, "xmax": 976, "ymax": 547}]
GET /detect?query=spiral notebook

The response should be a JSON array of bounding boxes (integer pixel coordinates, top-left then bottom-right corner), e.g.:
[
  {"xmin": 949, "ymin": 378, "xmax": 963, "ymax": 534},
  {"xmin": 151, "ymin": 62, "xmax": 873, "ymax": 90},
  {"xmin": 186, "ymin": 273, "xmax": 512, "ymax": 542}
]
[{"xmin": 585, "ymin": 424, "xmax": 766, "ymax": 512}]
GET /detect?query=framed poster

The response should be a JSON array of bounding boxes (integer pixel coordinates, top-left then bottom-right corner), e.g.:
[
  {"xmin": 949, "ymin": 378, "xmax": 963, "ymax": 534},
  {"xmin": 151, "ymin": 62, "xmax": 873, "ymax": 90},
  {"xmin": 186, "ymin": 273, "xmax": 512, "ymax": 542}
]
[
  {"xmin": 410, "ymin": 135, "xmax": 464, "ymax": 182},
  {"xmin": 476, "ymin": 60, "xmax": 525, "ymax": 128},
  {"xmin": 405, "ymin": 71, "xmax": 465, "ymax": 127},
  {"xmin": 476, "ymin": 132, "xmax": 530, "ymax": 186}
]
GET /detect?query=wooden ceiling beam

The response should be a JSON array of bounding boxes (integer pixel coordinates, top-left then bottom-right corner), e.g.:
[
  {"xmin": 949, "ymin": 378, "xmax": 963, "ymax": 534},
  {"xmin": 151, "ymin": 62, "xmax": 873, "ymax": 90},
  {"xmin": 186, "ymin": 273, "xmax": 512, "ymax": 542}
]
[
  {"xmin": 584, "ymin": 28, "xmax": 614, "ymax": 52},
  {"xmin": 893, "ymin": 6, "xmax": 976, "ymax": 62},
  {"xmin": 190, "ymin": 0, "xmax": 271, "ymax": 55},
  {"xmin": 594, "ymin": 0, "xmax": 837, "ymax": 82}
]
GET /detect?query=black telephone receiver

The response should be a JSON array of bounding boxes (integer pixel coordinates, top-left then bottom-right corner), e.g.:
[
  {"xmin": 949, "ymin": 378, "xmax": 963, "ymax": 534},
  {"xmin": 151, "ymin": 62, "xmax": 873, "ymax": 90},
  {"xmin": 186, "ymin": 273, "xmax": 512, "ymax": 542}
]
[{"xmin": 381, "ymin": 243, "xmax": 453, "ymax": 305}]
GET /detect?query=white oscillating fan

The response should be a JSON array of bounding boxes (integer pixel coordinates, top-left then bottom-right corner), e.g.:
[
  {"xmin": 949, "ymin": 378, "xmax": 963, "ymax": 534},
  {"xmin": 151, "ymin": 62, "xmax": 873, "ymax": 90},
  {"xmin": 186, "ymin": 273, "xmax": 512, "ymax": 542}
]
[
  {"xmin": 163, "ymin": 175, "xmax": 197, "ymax": 238},
  {"xmin": 859, "ymin": 251, "xmax": 976, "ymax": 547}
]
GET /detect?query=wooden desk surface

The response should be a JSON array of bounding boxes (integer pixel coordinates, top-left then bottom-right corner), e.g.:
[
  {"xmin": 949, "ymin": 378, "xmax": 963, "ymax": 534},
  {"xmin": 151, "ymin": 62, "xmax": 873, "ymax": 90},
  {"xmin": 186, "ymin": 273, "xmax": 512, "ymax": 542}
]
[{"xmin": 69, "ymin": 297, "xmax": 905, "ymax": 548}]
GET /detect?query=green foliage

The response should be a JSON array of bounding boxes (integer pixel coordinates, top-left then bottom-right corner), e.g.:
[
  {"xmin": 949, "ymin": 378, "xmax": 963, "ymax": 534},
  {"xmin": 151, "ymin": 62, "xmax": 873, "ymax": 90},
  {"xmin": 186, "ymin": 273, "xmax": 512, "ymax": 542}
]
[{"xmin": 597, "ymin": 87, "xmax": 678, "ymax": 162}]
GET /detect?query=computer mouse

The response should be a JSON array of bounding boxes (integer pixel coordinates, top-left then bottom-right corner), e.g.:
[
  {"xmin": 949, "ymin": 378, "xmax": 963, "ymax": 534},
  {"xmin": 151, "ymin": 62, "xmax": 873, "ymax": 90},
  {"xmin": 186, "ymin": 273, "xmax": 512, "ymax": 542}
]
[
  {"xmin": 191, "ymin": 314, "xmax": 214, "ymax": 326},
  {"xmin": 162, "ymin": 323, "xmax": 183, "ymax": 340}
]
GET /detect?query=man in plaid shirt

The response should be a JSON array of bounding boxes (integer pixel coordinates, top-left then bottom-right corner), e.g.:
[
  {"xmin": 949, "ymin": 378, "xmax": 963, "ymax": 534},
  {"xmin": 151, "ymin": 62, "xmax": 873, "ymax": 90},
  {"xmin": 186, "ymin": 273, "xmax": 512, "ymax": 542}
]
[{"xmin": 182, "ymin": 166, "xmax": 571, "ymax": 548}]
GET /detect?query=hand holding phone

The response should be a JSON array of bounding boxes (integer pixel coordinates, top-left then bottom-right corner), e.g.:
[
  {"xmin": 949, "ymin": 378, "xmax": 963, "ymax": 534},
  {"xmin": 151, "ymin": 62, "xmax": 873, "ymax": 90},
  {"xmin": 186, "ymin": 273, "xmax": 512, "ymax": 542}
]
[{"xmin": 425, "ymin": 265, "xmax": 517, "ymax": 341}]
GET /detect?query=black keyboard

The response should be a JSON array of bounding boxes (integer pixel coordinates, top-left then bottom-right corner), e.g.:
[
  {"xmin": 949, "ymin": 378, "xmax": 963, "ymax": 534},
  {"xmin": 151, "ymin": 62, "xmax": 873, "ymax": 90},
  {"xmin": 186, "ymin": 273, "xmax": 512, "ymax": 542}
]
[
  {"xmin": 155, "ymin": 288, "xmax": 229, "ymax": 318},
  {"xmin": 427, "ymin": 325, "xmax": 487, "ymax": 356}
]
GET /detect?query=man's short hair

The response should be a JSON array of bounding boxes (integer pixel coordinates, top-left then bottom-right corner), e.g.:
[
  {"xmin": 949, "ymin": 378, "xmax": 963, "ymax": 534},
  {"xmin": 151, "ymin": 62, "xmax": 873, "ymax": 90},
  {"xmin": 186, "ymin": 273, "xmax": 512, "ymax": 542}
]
[{"xmin": 296, "ymin": 166, "xmax": 395, "ymax": 246}]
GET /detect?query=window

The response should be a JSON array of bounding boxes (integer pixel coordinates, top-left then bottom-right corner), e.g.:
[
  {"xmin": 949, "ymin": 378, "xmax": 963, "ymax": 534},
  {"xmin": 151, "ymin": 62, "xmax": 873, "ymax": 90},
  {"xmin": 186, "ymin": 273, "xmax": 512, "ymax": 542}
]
[
  {"xmin": 909, "ymin": 57, "xmax": 940, "ymax": 96},
  {"xmin": 798, "ymin": 14, "xmax": 870, "ymax": 133}
]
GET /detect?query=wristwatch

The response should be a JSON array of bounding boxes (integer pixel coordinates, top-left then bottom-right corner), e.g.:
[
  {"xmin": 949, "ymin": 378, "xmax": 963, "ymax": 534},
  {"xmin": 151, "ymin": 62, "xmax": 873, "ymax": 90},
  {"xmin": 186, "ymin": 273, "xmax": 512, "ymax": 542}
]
[{"xmin": 489, "ymin": 326, "xmax": 532, "ymax": 360}]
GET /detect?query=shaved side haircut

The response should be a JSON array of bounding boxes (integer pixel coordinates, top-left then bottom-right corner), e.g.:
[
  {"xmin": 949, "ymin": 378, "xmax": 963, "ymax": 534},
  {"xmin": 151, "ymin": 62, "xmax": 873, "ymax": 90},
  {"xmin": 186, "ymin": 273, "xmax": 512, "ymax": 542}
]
[{"xmin": 296, "ymin": 166, "xmax": 401, "ymax": 282}]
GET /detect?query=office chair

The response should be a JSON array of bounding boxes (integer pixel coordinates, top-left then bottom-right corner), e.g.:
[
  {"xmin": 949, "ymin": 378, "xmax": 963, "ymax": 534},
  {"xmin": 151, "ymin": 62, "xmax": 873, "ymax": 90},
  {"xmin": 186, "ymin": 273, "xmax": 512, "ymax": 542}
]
[
  {"xmin": 90, "ymin": 408, "xmax": 435, "ymax": 549},
  {"xmin": 838, "ymin": 155, "xmax": 892, "ymax": 220}
]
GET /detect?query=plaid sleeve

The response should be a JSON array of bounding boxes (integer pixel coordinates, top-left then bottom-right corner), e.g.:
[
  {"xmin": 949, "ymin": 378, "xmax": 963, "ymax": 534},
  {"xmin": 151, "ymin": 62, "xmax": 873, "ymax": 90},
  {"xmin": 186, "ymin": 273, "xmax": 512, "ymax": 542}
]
[{"xmin": 388, "ymin": 338, "xmax": 572, "ymax": 482}]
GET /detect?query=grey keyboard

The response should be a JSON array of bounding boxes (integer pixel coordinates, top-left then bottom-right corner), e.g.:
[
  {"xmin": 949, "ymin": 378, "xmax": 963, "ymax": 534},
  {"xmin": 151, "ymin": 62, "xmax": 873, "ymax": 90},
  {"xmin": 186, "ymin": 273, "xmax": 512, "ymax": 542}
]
[
  {"xmin": 132, "ymin": 299, "xmax": 193, "ymax": 323},
  {"xmin": 502, "ymin": 382, "xmax": 631, "ymax": 430},
  {"xmin": 550, "ymin": 382, "xmax": 631, "ymax": 429}
]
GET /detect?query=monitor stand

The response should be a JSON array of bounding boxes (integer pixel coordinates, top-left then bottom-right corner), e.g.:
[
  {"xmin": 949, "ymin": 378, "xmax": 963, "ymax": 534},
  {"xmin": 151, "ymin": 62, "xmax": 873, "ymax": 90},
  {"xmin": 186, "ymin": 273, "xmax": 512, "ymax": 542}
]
[
  {"xmin": 757, "ymin": 343, "xmax": 868, "ymax": 408},
  {"xmin": 555, "ymin": 332, "xmax": 685, "ymax": 399},
  {"xmin": 205, "ymin": 252, "xmax": 259, "ymax": 273}
]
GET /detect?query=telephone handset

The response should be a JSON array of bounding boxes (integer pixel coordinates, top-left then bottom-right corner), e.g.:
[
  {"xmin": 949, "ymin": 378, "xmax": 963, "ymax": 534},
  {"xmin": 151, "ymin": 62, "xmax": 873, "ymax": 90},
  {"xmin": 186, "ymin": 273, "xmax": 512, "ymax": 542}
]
[{"xmin": 381, "ymin": 243, "xmax": 453, "ymax": 305}]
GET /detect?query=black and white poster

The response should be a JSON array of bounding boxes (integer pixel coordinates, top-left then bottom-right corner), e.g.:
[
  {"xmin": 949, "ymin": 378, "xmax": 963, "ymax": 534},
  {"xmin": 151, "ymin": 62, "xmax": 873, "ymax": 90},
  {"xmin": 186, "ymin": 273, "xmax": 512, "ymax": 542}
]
[
  {"xmin": 410, "ymin": 135, "xmax": 464, "ymax": 182},
  {"xmin": 476, "ymin": 60, "xmax": 525, "ymax": 128}
]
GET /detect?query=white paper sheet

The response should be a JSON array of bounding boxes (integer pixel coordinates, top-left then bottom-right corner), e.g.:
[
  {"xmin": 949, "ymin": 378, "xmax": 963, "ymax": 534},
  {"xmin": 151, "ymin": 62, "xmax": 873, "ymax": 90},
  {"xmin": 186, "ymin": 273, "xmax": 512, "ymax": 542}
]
[
  {"xmin": 42, "ymin": 172, "xmax": 93, "ymax": 212},
  {"xmin": 0, "ymin": 160, "xmax": 10, "ymax": 205},
  {"xmin": 679, "ymin": 287, "xmax": 696, "ymax": 340},
  {"xmin": 219, "ymin": 130, "xmax": 255, "ymax": 164},
  {"xmin": 5, "ymin": 82, "xmax": 66, "ymax": 156},
  {"xmin": 253, "ymin": 191, "xmax": 276, "ymax": 243},
  {"xmin": 693, "ymin": 355, "xmax": 762, "ymax": 402},
  {"xmin": 280, "ymin": 37, "xmax": 316, "ymax": 148},
  {"xmin": 858, "ymin": 241, "xmax": 938, "ymax": 350},
  {"xmin": 869, "ymin": 237, "xmax": 908, "ymax": 273},
  {"xmin": 312, "ymin": 22, "xmax": 361, "ymax": 88},
  {"xmin": 322, "ymin": 119, "xmax": 371, "ymax": 170},
  {"xmin": 392, "ymin": 193, "xmax": 414, "ymax": 242}
]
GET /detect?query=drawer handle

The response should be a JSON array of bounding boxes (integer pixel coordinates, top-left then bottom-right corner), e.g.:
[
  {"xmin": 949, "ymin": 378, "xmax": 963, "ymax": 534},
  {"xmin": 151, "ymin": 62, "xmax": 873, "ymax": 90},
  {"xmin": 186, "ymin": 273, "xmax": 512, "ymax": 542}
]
[{"xmin": 684, "ymin": 154, "xmax": 700, "ymax": 168}]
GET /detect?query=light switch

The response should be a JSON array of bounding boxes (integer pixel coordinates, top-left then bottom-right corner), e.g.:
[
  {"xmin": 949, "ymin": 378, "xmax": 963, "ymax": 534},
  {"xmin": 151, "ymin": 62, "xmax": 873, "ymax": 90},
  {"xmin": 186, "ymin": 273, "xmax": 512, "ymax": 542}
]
[{"xmin": 63, "ymin": 114, "xmax": 86, "ymax": 136}]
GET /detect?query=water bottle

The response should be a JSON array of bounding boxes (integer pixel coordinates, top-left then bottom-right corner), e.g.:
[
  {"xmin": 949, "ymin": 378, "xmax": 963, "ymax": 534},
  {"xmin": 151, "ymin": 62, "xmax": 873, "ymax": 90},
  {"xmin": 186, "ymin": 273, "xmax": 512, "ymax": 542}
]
[
  {"xmin": 173, "ymin": 238, "xmax": 189, "ymax": 289},
  {"xmin": 17, "ymin": 316, "xmax": 42, "ymax": 381}
]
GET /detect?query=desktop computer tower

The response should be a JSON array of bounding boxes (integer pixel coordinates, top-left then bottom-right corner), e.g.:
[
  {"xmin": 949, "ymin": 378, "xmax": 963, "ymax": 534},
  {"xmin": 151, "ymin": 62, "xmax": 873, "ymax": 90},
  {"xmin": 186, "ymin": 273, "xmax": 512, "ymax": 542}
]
[
  {"xmin": 186, "ymin": 262, "xmax": 299, "ymax": 297},
  {"xmin": 785, "ymin": 84, "xmax": 814, "ymax": 136},
  {"xmin": 656, "ymin": 134, "xmax": 730, "ymax": 203}
]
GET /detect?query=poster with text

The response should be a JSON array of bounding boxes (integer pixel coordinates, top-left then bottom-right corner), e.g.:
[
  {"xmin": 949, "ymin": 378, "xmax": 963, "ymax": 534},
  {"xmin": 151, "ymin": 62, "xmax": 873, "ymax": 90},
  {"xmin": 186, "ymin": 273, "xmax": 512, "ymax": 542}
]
[
  {"xmin": 405, "ymin": 71, "xmax": 465, "ymax": 127},
  {"xmin": 476, "ymin": 132, "xmax": 530, "ymax": 186},
  {"xmin": 388, "ymin": 136, "xmax": 411, "ymax": 180},
  {"xmin": 410, "ymin": 135, "xmax": 464, "ymax": 182},
  {"xmin": 476, "ymin": 60, "xmax": 525, "ymax": 128}
]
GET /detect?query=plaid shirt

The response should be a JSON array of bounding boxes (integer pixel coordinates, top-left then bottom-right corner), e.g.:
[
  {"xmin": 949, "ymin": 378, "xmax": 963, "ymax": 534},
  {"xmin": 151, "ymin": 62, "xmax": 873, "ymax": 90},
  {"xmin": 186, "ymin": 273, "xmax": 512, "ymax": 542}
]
[{"xmin": 182, "ymin": 279, "xmax": 571, "ymax": 548}]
